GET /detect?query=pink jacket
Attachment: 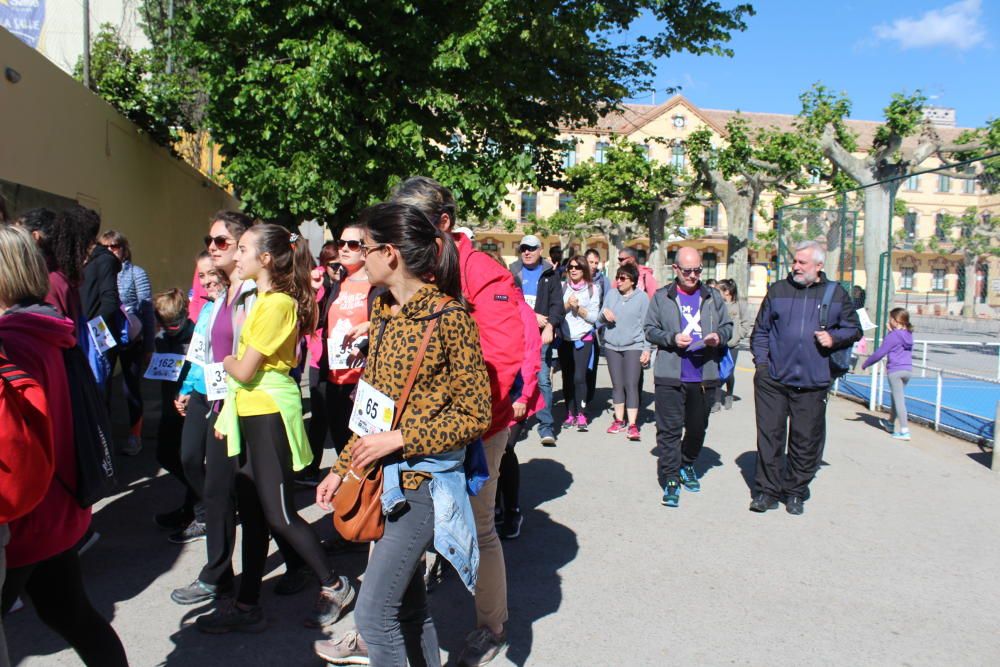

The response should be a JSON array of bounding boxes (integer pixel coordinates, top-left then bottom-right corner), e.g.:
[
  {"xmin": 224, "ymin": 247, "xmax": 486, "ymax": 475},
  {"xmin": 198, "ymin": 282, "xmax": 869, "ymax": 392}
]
[
  {"xmin": 509, "ymin": 299, "xmax": 543, "ymax": 425},
  {"xmin": 0, "ymin": 307, "xmax": 90, "ymax": 568}
]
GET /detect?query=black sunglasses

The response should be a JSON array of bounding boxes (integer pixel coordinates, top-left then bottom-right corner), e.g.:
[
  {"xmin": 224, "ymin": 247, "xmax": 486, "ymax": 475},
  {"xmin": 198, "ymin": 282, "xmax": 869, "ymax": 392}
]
[
  {"xmin": 204, "ymin": 235, "xmax": 233, "ymax": 250},
  {"xmin": 103, "ymin": 243, "xmax": 121, "ymax": 250},
  {"xmin": 337, "ymin": 239, "xmax": 363, "ymax": 251},
  {"xmin": 519, "ymin": 244, "xmax": 539, "ymax": 253},
  {"xmin": 568, "ymin": 264, "xmax": 583, "ymax": 270},
  {"xmin": 677, "ymin": 266, "xmax": 703, "ymax": 276}
]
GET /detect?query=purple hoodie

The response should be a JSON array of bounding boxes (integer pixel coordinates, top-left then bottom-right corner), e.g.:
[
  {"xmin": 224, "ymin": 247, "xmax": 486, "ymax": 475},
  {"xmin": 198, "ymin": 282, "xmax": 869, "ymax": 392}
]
[{"xmin": 862, "ymin": 329, "xmax": 913, "ymax": 373}]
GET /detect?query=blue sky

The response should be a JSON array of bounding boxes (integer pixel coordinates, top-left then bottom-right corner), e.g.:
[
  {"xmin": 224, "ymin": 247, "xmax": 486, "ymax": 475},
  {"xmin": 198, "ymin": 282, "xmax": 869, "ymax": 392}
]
[{"xmin": 622, "ymin": 0, "xmax": 998, "ymax": 129}]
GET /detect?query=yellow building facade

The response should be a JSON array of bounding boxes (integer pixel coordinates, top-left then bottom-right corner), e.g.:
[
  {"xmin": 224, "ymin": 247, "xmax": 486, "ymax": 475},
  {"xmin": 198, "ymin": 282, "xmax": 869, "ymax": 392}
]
[{"xmin": 477, "ymin": 96, "xmax": 998, "ymax": 308}]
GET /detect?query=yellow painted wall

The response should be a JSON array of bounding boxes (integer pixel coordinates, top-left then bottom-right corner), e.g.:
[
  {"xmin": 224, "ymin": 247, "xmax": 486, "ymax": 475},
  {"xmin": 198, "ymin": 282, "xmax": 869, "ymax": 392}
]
[{"xmin": 0, "ymin": 29, "xmax": 239, "ymax": 292}]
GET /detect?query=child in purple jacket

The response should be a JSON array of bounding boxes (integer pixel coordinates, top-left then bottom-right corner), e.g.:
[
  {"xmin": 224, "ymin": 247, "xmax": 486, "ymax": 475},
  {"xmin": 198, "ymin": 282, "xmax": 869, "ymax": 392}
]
[{"xmin": 862, "ymin": 308, "xmax": 914, "ymax": 440}]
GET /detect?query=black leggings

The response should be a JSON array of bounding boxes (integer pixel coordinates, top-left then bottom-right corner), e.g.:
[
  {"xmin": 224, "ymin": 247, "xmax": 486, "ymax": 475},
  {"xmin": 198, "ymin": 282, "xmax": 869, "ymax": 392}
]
[
  {"xmin": 305, "ymin": 368, "xmax": 355, "ymax": 476},
  {"xmin": 117, "ymin": 343, "xmax": 145, "ymax": 428},
  {"xmin": 2, "ymin": 548, "xmax": 128, "ymax": 667},
  {"xmin": 235, "ymin": 412, "xmax": 334, "ymax": 606},
  {"xmin": 155, "ymin": 394, "xmax": 202, "ymax": 521},
  {"xmin": 496, "ymin": 422, "xmax": 525, "ymax": 514},
  {"xmin": 559, "ymin": 339, "xmax": 593, "ymax": 415}
]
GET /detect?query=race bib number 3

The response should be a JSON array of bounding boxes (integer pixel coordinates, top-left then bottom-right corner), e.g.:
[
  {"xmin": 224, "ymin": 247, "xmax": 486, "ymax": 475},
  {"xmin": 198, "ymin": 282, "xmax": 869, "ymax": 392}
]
[
  {"xmin": 205, "ymin": 362, "xmax": 229, "ymax": 401},
  {"xmin": 349, "ymin": 380, "xmax": 395, "ymax": 436},
  {"xmin": 87, "ymin": 316, "xmax": 117, "ymax": 354},
  {"xmin": 186, "ymin": 332, "xmax": 207, "ymax": 365},
  {"xmin": 144, "ymin": 353, "xmax": 185, "ymax": 382}
]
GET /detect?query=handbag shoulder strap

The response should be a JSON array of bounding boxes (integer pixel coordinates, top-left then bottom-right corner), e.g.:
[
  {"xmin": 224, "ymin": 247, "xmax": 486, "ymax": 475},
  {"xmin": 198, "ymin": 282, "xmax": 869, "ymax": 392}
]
[
  {"xmin": 391, "ymin": 296, "xmax": 454, "ymax": 428},
  {"xmin": 819, "ymin": 281, "xmax": 838, "ymax": 330}
]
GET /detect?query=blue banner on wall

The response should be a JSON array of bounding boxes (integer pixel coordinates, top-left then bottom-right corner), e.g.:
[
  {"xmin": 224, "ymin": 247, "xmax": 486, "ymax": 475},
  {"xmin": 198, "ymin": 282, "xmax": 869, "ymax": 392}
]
[{"xmin": 0, "ymin": 0, "xmax": 46, "ymax": 49}]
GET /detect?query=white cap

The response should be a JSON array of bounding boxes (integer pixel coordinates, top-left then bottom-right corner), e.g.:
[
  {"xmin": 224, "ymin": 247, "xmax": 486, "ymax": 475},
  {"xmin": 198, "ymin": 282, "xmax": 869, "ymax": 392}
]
[
  {"xmin": 455, "ymin": 226, "xmax": 475, "ymax": 241},
  {"xmin": 519, "ymin": 234, "xmax": 542, "ymax": 248}
]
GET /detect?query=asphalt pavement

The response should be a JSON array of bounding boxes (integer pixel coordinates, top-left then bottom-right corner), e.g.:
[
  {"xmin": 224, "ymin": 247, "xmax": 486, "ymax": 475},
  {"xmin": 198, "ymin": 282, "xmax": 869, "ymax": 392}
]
[{"xmin": 6, "ymin": 363, "xmax": 1000, "ymax": 666}]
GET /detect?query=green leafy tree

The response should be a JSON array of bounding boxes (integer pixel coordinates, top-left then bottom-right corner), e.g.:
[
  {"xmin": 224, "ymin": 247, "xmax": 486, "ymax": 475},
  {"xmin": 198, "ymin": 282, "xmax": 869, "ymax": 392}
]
[
  {"xmin": 929, "ymin": 208, "xmax": 999, "ymax": 317},
  {"xmin": 75, "ymin": 24, "xmax": 190, "ymax": 151},
  {"xmin": 176, "ymin": 0, "xmax": 753, "ymax": 222},
  {"xmin": 687, "ymin": 115, "xmax": 817, "ymax": 301},
  {"xmin": 798, "ymin": 84, "xmax": 994, "ymax": 302},
  {"xmin": 563, "ymin": 137, "xmax": 689, "ymax": 281}
]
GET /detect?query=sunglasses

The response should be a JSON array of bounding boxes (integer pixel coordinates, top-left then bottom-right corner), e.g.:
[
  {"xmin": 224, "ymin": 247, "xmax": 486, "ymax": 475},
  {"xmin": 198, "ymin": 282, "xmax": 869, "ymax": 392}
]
[
  {"xmin": 103, "ymin": 243, "xmax": 121, "ymax": 250},
  {"xmin": 519, "ymin": 245, "xmax": 539, "ymax": 253},
  {"xmin": 204, "ymin": 235, "xmax": 234, "ymax": 250},
  {"xmin": 568, "ymin": 264, "xmax": 583, "ymax": 270},
  {"xmin": 676, "ymin": 266, "xmax": 703, "ymax": 276},
  {"xmin": 337, "ymin": 239, "xmax": 363, "ymax": 251},
  {"xmin": 617, "ymin": 256, "xmax": 629, "ymax": 262},
  {"xmin": 360, "ymin": 243, "xmax": 388, "ymax": 257}
]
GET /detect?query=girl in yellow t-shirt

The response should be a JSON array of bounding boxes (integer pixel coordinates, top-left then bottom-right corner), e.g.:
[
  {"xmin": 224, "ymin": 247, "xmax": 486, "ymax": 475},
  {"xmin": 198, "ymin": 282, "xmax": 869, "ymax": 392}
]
[{"xmin": 196, "ymin": 224, "xmax": 354, "ymax": 635}]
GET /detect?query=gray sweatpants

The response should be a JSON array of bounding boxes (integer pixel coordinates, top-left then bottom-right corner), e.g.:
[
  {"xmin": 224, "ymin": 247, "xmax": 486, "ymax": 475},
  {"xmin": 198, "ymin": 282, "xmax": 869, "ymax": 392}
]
[
  {"xmin": 605, "ymin": 348, "xmax": 643, "ymax": 409},
  {"xmin": 888, "ymin": 371, "xmax": 912, "ymax": 432}
]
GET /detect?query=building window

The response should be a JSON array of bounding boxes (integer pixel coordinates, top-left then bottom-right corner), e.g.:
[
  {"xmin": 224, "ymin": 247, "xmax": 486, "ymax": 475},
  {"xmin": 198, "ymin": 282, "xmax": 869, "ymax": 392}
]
[
  {"xmin": 562, "ymin": 140, "xmax": 577, "ymax": 170},
  {"xmin": 937, "ymin": 174, "xmax": 951, "ymax": 193},
  {"xmin": 480, "ymin": 241, "xmax": 499, "ymax": 253},
  {"xmin": 595, "ymin": 141, "xmax": 609, "ymax": 164},
  {"xmin": 671, "ymin": 144, "xmax": 685, "ymax": 169},
  {"xmin": 932, "ymin": 268, "xmax": 946, "ymax": 291},
  {"xmin": 520, "ymin": 192, "xmax": 537, "ymax": 222},
  {"xmin": 559, "ymin": 193, "xmax": 575, "ymax": 212},
  {"xmin": 935, "ymin": 213, "xmax": 946, "ymax": 240},
  {"xmin": 703, "ymin": 203, "xmax": 719, "ymax": 230},
  {"xmin": 703, "ymin": 252, "xmax": 718, "ymax": 281},
  {"xmin": 906, "ymin": 175, "xmax": 920, "ymax": 191},
  {"xmin": 904, "ymin": 212, "xmax": 917, "ymax": 239},
  {"xmin": 963, "ymin": 170, "xmax": 976, "ymax": 194},
  {"xmin": 900, "ymin": 267, "xmax": 914, "ymax": 290}
]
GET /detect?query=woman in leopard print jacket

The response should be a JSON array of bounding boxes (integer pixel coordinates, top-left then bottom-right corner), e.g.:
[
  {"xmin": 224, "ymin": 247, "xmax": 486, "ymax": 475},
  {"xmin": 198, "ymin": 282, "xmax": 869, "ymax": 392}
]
[{"xmin": 316, "ymin": 202, "xmax": 491, "ymax": 666}]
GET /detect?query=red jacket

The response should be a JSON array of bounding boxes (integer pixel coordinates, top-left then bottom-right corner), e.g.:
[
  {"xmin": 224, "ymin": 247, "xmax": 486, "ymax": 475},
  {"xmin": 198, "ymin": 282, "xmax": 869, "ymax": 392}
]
[
  {"xmin": 0, "ymin": 306, "xmax": 90, "ymax": 568},
  {"xmin": 454, "ymin": 233, "xmax": 525, "ymax": 438}
]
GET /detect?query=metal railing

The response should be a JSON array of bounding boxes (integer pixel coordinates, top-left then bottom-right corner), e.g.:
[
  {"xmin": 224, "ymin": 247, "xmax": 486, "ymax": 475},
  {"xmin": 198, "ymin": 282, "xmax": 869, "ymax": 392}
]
[{"xmin": 857, "ymin": 337, "xmax": 1000, "ymax": 380}]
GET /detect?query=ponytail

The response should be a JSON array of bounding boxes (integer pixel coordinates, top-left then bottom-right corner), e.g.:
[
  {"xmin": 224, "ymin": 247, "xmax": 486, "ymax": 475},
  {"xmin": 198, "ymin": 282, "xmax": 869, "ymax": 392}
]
[
  {"xmin": 433, "ymin": 228, "xmax": 464, "ymax": 305},
  {"xmin": 251, "ymin": 224, "xmax": 319, "ymax": 335}
]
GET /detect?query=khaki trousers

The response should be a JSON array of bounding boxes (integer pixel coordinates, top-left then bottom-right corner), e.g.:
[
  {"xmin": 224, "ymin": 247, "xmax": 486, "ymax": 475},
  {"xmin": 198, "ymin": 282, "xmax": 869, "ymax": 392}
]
[{"xmin": 470, "ymin": 428, "xmax": 509, "ymax": 628}]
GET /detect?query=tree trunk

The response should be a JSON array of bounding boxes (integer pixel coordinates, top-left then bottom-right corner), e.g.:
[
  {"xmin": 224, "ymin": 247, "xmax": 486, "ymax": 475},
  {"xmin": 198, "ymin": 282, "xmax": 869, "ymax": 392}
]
[
  {"xmin": 962, "ymin": 257, "xmax": 977, "ymax": 318},
  {"xmin": 861, "ymin": 184, "xmax": 894, "ymax": 307},
  {"xmin": 648, "ymin": 206, "xmax": 668, "ymax": 285},
  {"xmin": 723, "ymin": 197, "xmax": 751, "ymax": 304}
]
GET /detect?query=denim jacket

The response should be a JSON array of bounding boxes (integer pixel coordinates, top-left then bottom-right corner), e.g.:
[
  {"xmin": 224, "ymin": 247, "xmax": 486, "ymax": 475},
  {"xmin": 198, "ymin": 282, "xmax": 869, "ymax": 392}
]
[{"xmin": 382, "ymin": 450, "xmax": 479, "ymax": 592}]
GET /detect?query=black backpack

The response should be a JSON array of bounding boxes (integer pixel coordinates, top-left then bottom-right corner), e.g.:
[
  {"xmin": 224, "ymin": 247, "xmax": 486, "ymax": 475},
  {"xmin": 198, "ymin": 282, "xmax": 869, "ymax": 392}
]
[
  {"xmin": 819, "ymin": 282, "xmax": 853, "ymax": 380},
  {"xmin": 61, "ymin": 344, "xmax": 117, "ymax": 507}
]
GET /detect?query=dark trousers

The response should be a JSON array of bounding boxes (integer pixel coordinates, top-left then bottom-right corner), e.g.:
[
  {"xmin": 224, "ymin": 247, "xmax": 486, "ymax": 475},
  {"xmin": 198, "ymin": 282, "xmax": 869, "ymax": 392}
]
[
  {"xmin": 198, "ymin": 408, "xmax": 304, "ymax": 587},
  {"xmin": 586, "ymin": 337, "xmax": 600, "ymax": 404},
  {"xmin": 155, "ymin": 396, "xmax": 202, "ymax": 522},
  {"xmin": 2, "ymin": 548, "xmax": 128, "ymax": 667},
  {"xmin": 496, "ymin": 422, "xmax": 526, "ymax": 514},
  {"xmin": 753, "ymin": 372, "xmax": 828, "ymax": 500},
  {"xmin": 354, "ymin": 484, "xmax": 439, "ymax": 667},
  {"xmin": 179, "ymin": 391, "xmax": 211, "ymax": 523},
  {"xmin": 305, "ymin": 369, "xmax": 356, "ymax": 477},
  {"xmin": 234, "ymin": 413, "xmax": 332, "ymax": 606},
  {"xmin": 654, "ymin": 381, "xmax": 714, "ymax": 488},
  {"xmin": 559, "ymin": 339, "xmax": 593, "ymax": 415}
]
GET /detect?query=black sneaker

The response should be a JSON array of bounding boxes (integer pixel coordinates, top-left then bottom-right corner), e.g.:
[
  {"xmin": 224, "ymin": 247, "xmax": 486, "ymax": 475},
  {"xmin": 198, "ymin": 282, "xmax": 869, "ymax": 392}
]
[
  {"xmin": 785, "ymin": 496, "xmax": 804, "ymax": 515},
  {"xmin": 498, "ymin": 511, "xmax": 522, "ymax": 540},
  {"xmin": 168, "ymin": 521, "xmax": 207, "ymax": 544},
  {"xmin": 196, "ymin": 601, "xmax": 266, "ymax": 634},
  {"xmin": 171, "ymin": 579, "xmax": 233, "ymax": 605},
  {"xmin": 749, "ymin": 493, "xmax": 779, "ymax": 513},
  {"xmin": 275, "ymin": 567, "xmax": 311, "ymax": 596},
  {"xmin": 155, "ymin": 507, "xmax": 194, "ymax": 530},
  {"xmin": 457, "ymin": 626, "xmax": 508, "ymax": 666},
  {"xmin": 306, "ymin": 576, "xmax": 355, "ymax": 628}
]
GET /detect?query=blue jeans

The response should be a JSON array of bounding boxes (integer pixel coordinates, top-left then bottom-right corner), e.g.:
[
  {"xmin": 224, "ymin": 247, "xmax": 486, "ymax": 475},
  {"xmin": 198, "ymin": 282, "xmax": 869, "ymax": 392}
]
[
  {"xmin": 355, "ymin": 484, "xmax": 439, "ymax": 667},
  {"xmin": 535, "ymin": 343, "xmax": 554, "ymax": 437}
]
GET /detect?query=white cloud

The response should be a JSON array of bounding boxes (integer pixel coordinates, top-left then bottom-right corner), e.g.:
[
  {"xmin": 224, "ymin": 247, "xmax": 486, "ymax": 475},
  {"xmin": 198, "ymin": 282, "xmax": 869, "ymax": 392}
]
[{"xmin": 873, "ymin": 0, "xmax": 986, "ymax": 50}]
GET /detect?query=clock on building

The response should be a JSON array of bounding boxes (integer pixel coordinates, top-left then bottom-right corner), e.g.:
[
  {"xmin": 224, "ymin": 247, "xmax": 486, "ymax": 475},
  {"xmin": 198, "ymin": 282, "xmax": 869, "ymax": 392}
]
[{"xmin": 672, "ymin": 114, "xmax": 686, "ymax": 128}]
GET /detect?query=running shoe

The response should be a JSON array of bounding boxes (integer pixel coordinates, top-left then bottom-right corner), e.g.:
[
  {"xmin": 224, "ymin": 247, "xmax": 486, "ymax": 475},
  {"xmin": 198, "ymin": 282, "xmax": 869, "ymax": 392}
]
[
  {"xmin": 562, "ymin": 413, "xmax": 575, "ymax": 427},
  {"xmin": 498, "ymin": 511, "xmax": 523, "ymax": 540},
  {"xmin": 891, "ymin": 430, "xmax": 911, "ymax": 441},
  {"xmin": 661, "ymin": 481, "xmax": 680, "ymax": 507},
  {"xmin": 457, "ymin": 626, "xmax": 508, "ymax": 666},
  {"xmin": 626, "ymin": 424, "xmax": 641, "ymax": 441},
  {"xmin": 606, "ymin": 419, "xmax": 626, "ymax": 434},
  {"xmin": 306, "ymin": 576, "xmax": 355, "ymax": 628},
  {"xmin": 314, "ymin": 630, "xmax": 369, "ymax": 665},
  {"xmin": 575, "ymin": 414, "xmax": 588, "ymax": 432},
  {"xmin": 168, "ymin": 521, "xmax": 206, "ymax": 544},
  {"xmin": 196, "ymin": 601, "xmax": 266, "ymax": 634},
  {"xmin": 679, "ymin": 465, "xmax": 701, "ymax": 492}
]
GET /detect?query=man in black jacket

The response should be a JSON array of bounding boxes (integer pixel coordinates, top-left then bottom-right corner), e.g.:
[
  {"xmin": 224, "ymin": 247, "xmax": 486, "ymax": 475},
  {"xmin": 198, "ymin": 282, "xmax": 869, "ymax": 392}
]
[
  {"xmin": 509, "ymin": 235, "xmax": 565, "ymax": 445},
  {"xmin": 749, "ymin": 241, "xmax": 861, "ymax": 515}
]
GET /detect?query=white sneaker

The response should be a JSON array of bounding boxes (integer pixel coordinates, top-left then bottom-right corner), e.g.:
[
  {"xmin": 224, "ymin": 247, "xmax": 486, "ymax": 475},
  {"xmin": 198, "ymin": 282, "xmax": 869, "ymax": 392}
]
[{"xmin": 891, "ymin": 430, "xmax": 911, "ymax": 441}]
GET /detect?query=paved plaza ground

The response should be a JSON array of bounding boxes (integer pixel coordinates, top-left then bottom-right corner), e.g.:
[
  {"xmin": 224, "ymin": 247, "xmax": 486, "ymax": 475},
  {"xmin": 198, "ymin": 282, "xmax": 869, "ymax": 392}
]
[{"xmin": 6, "ymin": 363, "xmax": 1000, "ymax": 666}]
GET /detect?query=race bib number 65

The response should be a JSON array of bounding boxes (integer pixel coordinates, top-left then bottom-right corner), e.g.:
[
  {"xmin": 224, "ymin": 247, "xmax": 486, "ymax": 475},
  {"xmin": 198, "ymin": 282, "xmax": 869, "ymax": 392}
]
[{"xmin": 348, "ymin": 380, "xmax": 395, "ymax": 436}]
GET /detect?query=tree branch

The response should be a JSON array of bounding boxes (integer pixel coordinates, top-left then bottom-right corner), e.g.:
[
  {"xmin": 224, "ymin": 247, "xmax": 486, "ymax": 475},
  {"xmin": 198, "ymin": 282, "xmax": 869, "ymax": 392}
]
[{"xmin": 820, "ymin": 123, "xmax": 870, "ymax": 183}]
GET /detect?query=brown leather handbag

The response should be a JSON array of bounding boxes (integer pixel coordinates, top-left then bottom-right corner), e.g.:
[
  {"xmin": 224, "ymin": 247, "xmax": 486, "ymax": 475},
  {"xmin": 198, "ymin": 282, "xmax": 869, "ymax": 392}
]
[{"xmin": 333, "ymin": 297, "xmax": 453, "ymax": 542}]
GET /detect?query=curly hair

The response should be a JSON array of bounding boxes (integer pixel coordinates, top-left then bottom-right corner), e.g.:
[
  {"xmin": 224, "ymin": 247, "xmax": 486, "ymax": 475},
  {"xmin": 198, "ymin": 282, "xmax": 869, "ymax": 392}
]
[{"xmin": 16, "ymin": 208, "xmax": 92, "ymax": 285}]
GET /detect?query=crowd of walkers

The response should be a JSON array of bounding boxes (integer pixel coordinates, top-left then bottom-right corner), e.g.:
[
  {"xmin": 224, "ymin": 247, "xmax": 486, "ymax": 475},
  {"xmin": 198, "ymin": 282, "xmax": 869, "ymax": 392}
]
[{"xmin": 0, "ymin": 180, "xmax": 878, "ymax": 666}]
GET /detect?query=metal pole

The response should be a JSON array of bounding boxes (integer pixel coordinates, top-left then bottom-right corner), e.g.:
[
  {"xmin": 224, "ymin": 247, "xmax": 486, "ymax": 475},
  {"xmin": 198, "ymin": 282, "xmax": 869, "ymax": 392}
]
[
  {"xmin": 869, "ymin": 362, "xmax": 879, "ymax": 412},
  {"xmin": 82, "ymin": 0, "xmax": 91, "ymax": 89},
  {"xmin": 992, "ymin": 400, "xmax": 1000, "ymax": 472},
  {"xmin": 996, "ymin": 345, "xmax": 999, "ymax": 381},
  {"xmin": 934, "ymin": 370, "xmax": 943, "ymax": 431},
  {"xmin": 922, "ymin": 341, "xmax": 928, "ymax": 378}
]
